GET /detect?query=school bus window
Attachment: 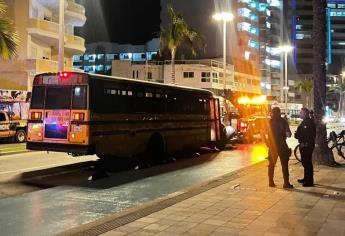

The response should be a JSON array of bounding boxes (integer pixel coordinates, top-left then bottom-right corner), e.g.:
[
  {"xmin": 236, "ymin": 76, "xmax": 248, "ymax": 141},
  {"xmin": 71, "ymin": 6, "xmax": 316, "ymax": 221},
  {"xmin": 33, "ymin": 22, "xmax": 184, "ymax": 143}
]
[
  {"xmin": 46, "ymin": 86, "xmax": 71, "ymax": 109},
  {"xmin": 128, "ymin": 91, "xmax": 133, "ymax": 96},
  {"xmin": 72, "ymin": 85, "xmax": 87, "ymax": 109},
  {"xmin": 137, "ymin": 91, "xmax": 144, "ymax": 98},
  {"xmin": 122, "ymin": 90, "xmax": 127, "ymax": 96},
  {"xmin": 145, "ymin": 92, "xmax": 153, "ymax": 98},
  {"xmin": 31, "ymin": 86, "xmax": 45, "ymax": 109}
]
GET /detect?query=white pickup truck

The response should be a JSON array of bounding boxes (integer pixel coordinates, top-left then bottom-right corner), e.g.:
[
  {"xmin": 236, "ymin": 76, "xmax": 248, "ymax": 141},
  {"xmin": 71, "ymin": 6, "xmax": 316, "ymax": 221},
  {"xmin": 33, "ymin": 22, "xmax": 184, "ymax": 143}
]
[{"xmin": 0, "ymin": 111, "xmax": 27, "ymax": 142}]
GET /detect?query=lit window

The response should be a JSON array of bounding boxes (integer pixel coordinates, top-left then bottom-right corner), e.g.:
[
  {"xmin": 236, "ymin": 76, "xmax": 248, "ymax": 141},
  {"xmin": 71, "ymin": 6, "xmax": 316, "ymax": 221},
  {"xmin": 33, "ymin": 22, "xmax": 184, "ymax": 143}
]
[{"xmin": 248, "ymin": 39, "xmax": 259, "ymax": 49}]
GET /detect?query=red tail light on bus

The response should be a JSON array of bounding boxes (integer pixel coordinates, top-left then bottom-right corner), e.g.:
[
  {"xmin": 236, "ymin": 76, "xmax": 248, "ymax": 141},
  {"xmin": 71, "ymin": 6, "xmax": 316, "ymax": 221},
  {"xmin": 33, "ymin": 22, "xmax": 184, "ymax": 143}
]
[
  {"xmin": 31, "ymin": 112, "xmax": 42, "ymax": 120},
  {"xmin": 73, "ymin": 112, "xmax": 85, "ymax": 121},
  {"xmin": 59, "ymin": 72, "xmax": 72, "ymax": 79}
]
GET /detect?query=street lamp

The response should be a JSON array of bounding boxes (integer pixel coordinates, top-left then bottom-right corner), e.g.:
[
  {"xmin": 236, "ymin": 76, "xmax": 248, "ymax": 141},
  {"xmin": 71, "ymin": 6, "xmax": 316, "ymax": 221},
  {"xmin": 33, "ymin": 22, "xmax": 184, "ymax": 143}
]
[
  {"xmin": 279, "ymin": 45, "xmax": 293, "ymax": 116},
  {"xmin": 213, "ymin": 12, "xmax": 234, "ymax": 93}
]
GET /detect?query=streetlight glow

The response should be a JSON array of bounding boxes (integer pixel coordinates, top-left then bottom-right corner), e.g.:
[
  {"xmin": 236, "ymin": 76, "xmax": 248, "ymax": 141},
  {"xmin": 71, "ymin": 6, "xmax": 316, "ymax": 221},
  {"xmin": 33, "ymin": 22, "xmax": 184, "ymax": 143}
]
[
  {"xmin": 279, "ymin": 45, "xmax": 293, "ymax": 53},
  {"xmin": 212, "ymin": 12, "xmax": 234, "ymax": 22}
]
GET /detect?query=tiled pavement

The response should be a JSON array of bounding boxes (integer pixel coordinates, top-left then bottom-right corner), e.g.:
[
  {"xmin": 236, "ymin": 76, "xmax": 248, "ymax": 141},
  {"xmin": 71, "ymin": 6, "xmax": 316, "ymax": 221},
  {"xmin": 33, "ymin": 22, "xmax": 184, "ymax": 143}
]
[{"xmin": 77, "ymin": 160, "xmax": 345, "ymax": 236}]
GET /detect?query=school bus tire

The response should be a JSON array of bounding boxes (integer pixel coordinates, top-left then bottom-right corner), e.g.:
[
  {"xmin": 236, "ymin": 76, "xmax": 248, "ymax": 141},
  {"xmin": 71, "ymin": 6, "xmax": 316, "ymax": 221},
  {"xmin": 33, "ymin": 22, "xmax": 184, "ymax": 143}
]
[
  {"xmin": 215, "ymin": 125, "xmax": 227, "ymax": 150},
  {"xmin": 145, "ymin": 133, "xmax": 166, "ymax": 165},
  {"xmin": 15, "ymin": 129, "xmax": 27, "ymax": 143}
]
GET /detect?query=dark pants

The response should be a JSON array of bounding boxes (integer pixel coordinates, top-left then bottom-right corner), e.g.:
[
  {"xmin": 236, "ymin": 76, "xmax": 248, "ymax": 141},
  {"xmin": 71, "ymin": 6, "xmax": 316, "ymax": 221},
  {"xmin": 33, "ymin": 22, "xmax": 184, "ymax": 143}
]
[
  {"xmin": 300, "ymin": 147, "xmax": 314, "ymax": 184},
  {"xmin": 268, "ymin": 145, "xmax": 290, "ymax": 185}
]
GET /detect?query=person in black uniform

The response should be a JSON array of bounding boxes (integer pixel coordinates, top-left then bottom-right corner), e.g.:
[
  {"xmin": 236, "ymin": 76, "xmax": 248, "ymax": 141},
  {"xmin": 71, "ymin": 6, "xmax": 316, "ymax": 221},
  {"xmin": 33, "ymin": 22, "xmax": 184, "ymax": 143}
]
[
  {"xmin": 267, "ymin": 107, "xmax": 293, "ymax": 188},
  {"xmin": 295, "ymin": 108, "xmax": 316, "ymax": 187}
]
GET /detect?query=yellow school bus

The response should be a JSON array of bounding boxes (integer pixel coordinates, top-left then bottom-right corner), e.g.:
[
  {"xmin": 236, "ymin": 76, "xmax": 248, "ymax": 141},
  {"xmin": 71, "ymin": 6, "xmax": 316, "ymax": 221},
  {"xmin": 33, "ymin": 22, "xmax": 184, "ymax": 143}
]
[{"xmin": 27, "ymin": 72, "xmax": 226, "ymax": 160}]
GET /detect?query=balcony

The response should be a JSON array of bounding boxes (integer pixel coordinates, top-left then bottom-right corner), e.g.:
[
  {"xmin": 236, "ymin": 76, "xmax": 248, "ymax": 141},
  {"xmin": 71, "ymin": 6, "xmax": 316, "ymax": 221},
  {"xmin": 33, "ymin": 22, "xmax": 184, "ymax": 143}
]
[
  {"xmin": 27, "ymin": 19, "xmax": 59, "ymax": 45},
  {"xmin": 26, "ymin": 59, "xmax": 58, "ymax": 73},
  {"xmin": 65, "ymin": 0, "xmax": 86, "ymax": 27},
  {"xmin": 27, "ymin": 19, "xmax": 86, "ymax": 55},
  {"xmin": 26, "ymin": 59, "xmax": 81, "ymax": 73},
  {"xmin": 65, "ymin": 35, "xmax": 86, "ymax": 55}
]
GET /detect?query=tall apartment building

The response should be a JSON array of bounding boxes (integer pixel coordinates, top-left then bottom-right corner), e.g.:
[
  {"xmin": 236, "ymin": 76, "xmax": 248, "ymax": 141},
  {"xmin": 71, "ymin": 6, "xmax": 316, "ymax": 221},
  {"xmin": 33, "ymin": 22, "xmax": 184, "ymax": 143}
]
[
  {"xmin": 289, "ymin": 1, "xmax": 345, "ymax": 102},
  {"xmin": 0, "ymin": 0, "xmax": 86, "ymax": 92},
  {"xmin": 160, "ymin": 0, "xmax": 285, "ymax": 101}
]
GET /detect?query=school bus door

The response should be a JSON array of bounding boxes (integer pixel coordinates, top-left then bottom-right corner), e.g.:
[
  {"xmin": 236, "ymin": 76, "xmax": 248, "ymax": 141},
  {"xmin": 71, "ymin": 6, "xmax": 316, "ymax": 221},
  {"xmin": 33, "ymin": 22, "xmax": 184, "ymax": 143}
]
[{"xmin": 210, "ymin": 98, "xmax": 222, "ymax": 142}]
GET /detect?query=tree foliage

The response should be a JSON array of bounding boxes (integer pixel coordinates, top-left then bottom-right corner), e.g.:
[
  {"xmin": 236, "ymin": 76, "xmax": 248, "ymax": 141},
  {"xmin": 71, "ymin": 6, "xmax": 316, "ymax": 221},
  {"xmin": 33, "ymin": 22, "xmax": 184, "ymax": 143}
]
[
  {"xmin": 159, "ymin": 5, "xmax": 205, "ymax": 83},
  {"xmin": 0, "ymin": 0, "xmax": 18, "ymax": 60}
]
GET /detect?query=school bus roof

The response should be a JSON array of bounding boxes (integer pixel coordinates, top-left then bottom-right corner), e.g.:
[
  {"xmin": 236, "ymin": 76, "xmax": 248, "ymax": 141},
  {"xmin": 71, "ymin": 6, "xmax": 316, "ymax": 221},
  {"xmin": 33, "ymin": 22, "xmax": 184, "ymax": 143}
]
[{"xmin": 35, "ymin": 72, "xmax": 215, "ymax": 96}]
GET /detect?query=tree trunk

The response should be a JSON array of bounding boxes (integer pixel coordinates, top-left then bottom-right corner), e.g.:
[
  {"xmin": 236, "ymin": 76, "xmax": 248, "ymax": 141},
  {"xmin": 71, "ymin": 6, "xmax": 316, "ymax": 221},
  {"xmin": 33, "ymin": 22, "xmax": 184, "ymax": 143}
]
[
  {"xmin": 313, "ymin": 0, "xmax": 335, "ymax": 165},
  {"xmin": 171, "ymin": 47, "xmax": 176, "ymax": 84}
]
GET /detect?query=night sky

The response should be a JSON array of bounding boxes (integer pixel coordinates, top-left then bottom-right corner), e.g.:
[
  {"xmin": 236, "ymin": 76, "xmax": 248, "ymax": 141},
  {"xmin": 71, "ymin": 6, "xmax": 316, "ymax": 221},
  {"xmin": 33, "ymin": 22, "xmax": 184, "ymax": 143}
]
[
  {"xmin": 76, "ymin": 0, "xmax": 230, "ymax": 59},
  {"xmin": 75, "ymin": 0, "xmax": 161, "ymax": 45}
]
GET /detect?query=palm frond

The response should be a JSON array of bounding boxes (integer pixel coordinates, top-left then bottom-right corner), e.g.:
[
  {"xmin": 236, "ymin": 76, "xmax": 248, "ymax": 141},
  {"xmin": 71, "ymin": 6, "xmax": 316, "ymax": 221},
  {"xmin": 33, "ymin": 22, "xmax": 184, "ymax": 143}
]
[
  {"xmin": 159, "ymin": 5, "xmax": 205, "ymax": 60},
  {"xmin": 0, "ymin": 0, "xmax": 7, "ymax": 15},
  {"xmin": 0, "ymin": 16, "xmax": 19, "ymax": 60}
]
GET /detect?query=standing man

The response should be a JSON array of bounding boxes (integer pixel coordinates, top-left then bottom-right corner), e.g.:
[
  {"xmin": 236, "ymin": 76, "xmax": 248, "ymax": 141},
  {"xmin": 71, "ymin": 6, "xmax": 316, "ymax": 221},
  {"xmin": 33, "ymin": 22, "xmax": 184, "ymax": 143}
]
[
  {"xmin": 267, "ymin": 107, "xmax": 293, "ymax": 188},
  {"xmin": 295, "ymin": 108, "xmax": 316, "ymax": 187}
]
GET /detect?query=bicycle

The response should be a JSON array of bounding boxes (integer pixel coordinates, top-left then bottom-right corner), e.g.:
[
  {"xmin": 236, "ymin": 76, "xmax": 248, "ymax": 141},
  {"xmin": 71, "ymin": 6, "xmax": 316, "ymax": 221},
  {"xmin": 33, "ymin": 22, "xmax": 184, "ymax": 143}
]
[{"xmin": 294, "ymin": 130, "xmax": 345, "ymax": 164}]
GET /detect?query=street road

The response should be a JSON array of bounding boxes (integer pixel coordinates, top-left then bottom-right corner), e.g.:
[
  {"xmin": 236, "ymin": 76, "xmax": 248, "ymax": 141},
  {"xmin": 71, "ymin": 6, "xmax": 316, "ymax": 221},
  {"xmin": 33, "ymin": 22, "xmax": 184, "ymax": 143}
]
[
  {"xmin": 0, "ymin": 122, "xmax": 343, "ymax": 235},
  {"xmin": 0, "ymin": 122, "xmax": 343, "ymax": 199}
]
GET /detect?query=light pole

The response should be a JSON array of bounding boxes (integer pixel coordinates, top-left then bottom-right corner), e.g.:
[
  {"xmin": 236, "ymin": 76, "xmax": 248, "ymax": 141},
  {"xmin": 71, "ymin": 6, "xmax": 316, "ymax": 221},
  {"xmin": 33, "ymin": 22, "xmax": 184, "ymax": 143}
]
[
  {"xmin": 213, "ymin": 12, "xmax": 234, "ymax": 93},
  {"xmin": 279, "ymin": 45, "xmax": 293, "ymax": 117},
  {"xmin": 58, "ymin": 0, "xmax": 65, "ymax": 72}
]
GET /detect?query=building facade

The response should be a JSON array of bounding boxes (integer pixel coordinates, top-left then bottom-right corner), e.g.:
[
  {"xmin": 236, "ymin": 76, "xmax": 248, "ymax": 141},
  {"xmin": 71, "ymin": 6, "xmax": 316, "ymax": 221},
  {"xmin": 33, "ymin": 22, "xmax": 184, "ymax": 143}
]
[
  {"xmin": 0, "ymin": 0, "xmax": 86, "ymax": 92},
  {"xmin": 160, "ymin": 0, "xmax": 285, "ymax": 101},
  {"xmin": 111, "ymin": 59, "xmax": 261, "ymax": 96},
  {"xmin": 289, "ymin": 1, "xmax": 345, "ymax": 102},
  {"xmin": 72, "ymin": 39, "xmax": 159, "ymax": 75}
]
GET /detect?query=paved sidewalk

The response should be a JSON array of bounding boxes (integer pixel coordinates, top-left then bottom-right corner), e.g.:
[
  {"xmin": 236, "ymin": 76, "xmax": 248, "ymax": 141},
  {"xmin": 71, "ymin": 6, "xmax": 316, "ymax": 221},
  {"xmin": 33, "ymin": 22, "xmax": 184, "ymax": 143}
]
[{"xmin": 70, "ymin": 160, "xmax": 345, "ymax": 236}]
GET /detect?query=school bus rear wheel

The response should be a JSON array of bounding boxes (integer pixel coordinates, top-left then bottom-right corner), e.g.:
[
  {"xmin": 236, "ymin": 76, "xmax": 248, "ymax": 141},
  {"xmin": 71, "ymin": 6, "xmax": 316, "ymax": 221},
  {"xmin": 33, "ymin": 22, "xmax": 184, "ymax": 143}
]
[{"xmin": 145, "ymin": 133, "xmax": 166, "ymax": 165}]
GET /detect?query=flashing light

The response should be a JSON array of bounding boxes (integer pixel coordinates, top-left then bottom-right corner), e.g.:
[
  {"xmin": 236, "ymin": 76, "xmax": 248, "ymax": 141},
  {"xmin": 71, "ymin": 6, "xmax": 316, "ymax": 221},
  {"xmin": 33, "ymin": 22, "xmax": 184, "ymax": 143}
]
[
  {"xmin": 71, "ymin": 133, "xmax": 75, "ymax": 139},
  {"xmin": 38, "ymin": 132, "xmax": 42, "ymax": 137},
  {"xmin": 238, "ymin": 97, "xmax": 251, "ymax": 104},
  {"xmin": 238, "ymin": 95, "xmax": 267, "ymax": 105},
  {"xmin": 252, "ymin": 95, "xmax": 267, "ymax": 104},
  {"xmin": 31, "ymin": 112, "xmax": 42, "ymax": 120}
]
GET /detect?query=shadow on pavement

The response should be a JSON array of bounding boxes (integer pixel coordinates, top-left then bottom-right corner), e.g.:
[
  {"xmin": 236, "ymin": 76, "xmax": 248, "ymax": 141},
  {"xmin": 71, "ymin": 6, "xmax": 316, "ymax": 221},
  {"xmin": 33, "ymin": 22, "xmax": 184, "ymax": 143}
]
[{"xmin": 18, "ymin": 146, "xmax": 237, "ymax": 191}]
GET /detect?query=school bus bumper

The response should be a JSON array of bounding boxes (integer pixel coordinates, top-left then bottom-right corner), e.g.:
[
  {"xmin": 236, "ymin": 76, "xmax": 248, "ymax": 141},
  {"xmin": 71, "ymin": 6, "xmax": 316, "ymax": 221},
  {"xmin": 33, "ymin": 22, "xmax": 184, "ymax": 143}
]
[{"xmin": 26, "ymin": 142, "xmax": 94, "ymax": 155}]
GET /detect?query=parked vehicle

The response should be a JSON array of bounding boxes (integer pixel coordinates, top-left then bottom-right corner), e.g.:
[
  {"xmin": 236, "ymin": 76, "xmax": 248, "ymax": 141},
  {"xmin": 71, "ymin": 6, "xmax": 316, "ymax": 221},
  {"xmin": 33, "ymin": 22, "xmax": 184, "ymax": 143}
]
[
  {"xmin": 0, "ymin": 90, "xmax": 30, "ymax": 143},
  {"xmin": 27, "ymin": 72, "xmax": 227, "ymax": 159},
  {"xmin": 0, "ymin": 110, "xmax": 27, "ymax": 142}
]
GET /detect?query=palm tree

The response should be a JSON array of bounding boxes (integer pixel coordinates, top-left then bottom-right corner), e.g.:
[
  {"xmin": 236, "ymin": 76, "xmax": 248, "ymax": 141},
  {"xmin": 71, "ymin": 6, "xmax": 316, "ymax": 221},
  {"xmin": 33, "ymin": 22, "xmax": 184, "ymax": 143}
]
[
  {"xmin": 295, "ymin": 78, "xmax": 313, "ymax": 108},
  {"xmin": 159, "ymin": 5, "xmax": 206, "ymax": 84},
  {"xmin": 313, "ymin": 0, "xmax": 335, "ymax": 165},
  {"xmin": 0, "ymin": 0, "xmax": 18, "ymax": 60}
]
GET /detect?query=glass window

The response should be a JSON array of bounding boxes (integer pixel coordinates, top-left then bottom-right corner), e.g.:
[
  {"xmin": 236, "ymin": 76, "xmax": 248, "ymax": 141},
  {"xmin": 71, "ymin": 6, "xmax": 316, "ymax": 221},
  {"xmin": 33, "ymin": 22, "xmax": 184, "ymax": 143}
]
[
  {"xmin": 72, "ymin": 86, "xmax": 87, "ymax": 109},
  {"xmin": 45, "ymin": 87, "xmax": 71, "ymax": 109},
  {"xmin": 201, "ymin": 72, "xmax": 211, "ymax": 82},
  {"xmin": 0, "ymin": 113, "xmax": 6, "ymax": 121},
  {"xmin": 183, "ymin": 72, "xmax": 194, "ymax": 78},
  {"xmin": 31, "ymin": 86, "xmax": 45, "ymax": 109},
  {"xmin": 148, "ymin": 72, "xmax": 152, "ymax": 80}
]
